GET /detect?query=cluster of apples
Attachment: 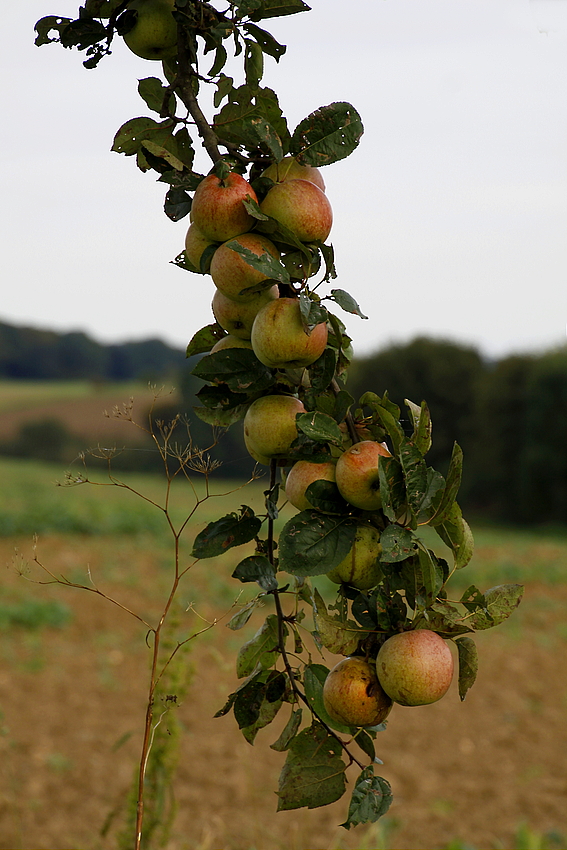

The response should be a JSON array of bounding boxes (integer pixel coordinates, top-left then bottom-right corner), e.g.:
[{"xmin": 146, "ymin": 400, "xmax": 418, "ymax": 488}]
[{"xmin": 322, "ymin": 630, "xmax": 455, "ymax": 728}]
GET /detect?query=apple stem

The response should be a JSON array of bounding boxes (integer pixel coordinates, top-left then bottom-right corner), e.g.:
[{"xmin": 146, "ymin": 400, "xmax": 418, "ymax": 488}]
[{"xmin": 174, "ymin": 30, "xmax": 223, "ymax": 164}]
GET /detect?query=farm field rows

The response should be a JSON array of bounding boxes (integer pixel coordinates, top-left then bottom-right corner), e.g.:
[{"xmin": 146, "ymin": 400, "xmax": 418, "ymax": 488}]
[{"xmin": 0, "ymin": 457, "xmax": 566, "ymax": 849}]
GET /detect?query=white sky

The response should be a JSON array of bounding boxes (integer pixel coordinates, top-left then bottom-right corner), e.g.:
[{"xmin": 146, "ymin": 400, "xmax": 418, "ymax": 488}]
[{"xmin": 1, "ymin": 0, "xmax": 566, "ymax": 359}]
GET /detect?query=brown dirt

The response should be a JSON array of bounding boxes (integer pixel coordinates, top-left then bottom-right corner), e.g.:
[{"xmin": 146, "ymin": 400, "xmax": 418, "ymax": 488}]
[{"xmin": 0, "ymin": 536, "xmax": 566, "ymax": 850}]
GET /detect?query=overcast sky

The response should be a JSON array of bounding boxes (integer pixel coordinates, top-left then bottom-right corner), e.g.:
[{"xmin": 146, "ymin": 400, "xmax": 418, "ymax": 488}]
[{"xmin": 1, "ymin": 0, "xmax": 566, "ymax": 360}]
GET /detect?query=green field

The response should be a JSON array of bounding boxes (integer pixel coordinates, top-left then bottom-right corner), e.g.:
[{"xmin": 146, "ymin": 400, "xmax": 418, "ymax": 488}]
[{"xmin": 0, "ymin": 379, "xmax": 149, "ymax": 413}]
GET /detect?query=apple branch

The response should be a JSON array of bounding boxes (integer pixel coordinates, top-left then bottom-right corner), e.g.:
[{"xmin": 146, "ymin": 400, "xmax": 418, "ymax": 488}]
[{"xmin": 174, "ymin": 30, "xmax": 222, "ymax": 165}]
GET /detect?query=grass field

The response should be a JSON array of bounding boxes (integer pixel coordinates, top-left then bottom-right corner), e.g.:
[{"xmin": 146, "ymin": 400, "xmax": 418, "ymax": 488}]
[{"xmin": 0, "ymin": 456, "xmax": 566, "ymax": 849}]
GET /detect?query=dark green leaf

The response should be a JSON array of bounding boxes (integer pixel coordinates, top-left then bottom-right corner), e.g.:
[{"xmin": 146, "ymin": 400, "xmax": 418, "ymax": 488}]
[
  {"xmin": 191, "ymin": 349, "xmax": 275, "ymax": 393},
  {"xmin": 277, "ymin": 721, "xmax": 346, "ymax": 811},
  {"xmin": 456, "ymin": 637, "xmax": 478, "ymax": 701},
  {"xmin": 185, "ymin": 324, "xmax": 225, "ymax": 358},
  {"xmin": 308, "ymin": 347, "xmax": 337, "ymax": 392},
  {"xmin": 164, "ymin": 187, "xmax": 192, "ymax": 221},
  {"xmin": 353, "ymin": 730, "xmax": 376, "ymax": 763},
  {"xmin": 245, "ymin": 39, "xmax": 264, "ymax": 86},
  {"xmin": 460, "ymin": 585, "xmax": 486, "ymax": 613},
  {"xmin": 281, "ymin": 247, "xmax": 321, "ymax": 280},
  {"xmin": 191, "ymin": 506, "xmax": 261, "ymax": 559},
  {"xmin": 380, "ymin": 525, "xmax": 416, "ymax": 564},
  {"xmin": 319, "ymin": 242, "xmax": 337, "ymax": 281},
  {"xmin": 138, "ymin": 77, "xmax": 175, "ymax": 114},
  {"xmin": 34, "ymin": 16, "xmax": 72, "ymax": 46},
  {"xmin": 251, "ymin": 0, "xmax": 311, "ymax": 20},
  {"xmin": 328, "ymin": 288, "xmax": 367, "ymax": 319},
  {"xmin": 291, "ymin": 102, "xmax": 364, "ymax": 167},
  {"xmin": 278, "ymin": 512, "xmax": 357, "ymax": 576},
  {"xmin": 434, "ymin": 502, "xmax": 474, "ymax": 569},
  {"xmin": 197, "ymin": 383, "xmax": 249, "ymax": 410},
  {"xmin": 112, "ymin": 117, "xmax": 165, "ymax": 156},
  {"xmin": 312, "ymin": 589, "xmax": 366, "ymax": 655},
  {"xmin": 208, "ymin": 43, "xmax": 227, "ymax": 77},
  {"xmin": 296, "ymin": 411, "xmax": 343, "ymax": 446},
  {"xmin": 227, "ymin": 241, "xmax": 290, "ymax": 287},
  {"xmin": 416, "ymin": 468, "xmax": 446, "ymax": 524},
  {"xmin": 270, "ymin": 708, "xmax": 303, "ymax": 751},
  {"xmin": 60, "ymin": 17, "xmax": 107, "ymax": 49},
  {"xmin": 194, "ymin": 404, "xmax": 249, "ymax": 426},
  {"xmin": 468, "ymin": 584, "xmax": 524, "ymax": 630},
  {"xmin": 405, "ymin": 399, "xmax": 432, "ymax": 456},
  {"xmin": 232, "ymin": 555, "xmax": 278, "ymax": 591},
  {"xmin": 341, "ymin": 766, "xmax": 393, "ymax": 829},
  {"xmin": 415, "ymin": 544, "xmax": 445, "ymax": 605},
  {"xmin": 400, "ymin": 439, "xmax": 428, "ymax": 517},
  {"xmin": 299, "ymin": 292, "xmax": 328, "ymax": 330},
  {"xmin": 236, "ymin": 614, "xmax": 283, "ymax": 678},
  {"xmin": 429, "ymin": 442, "xmax": 463, "ymax": 525},
  {"xmin": 243, "ymin": 23, "xmax": 286, "ymax": 61},
  {"xmin": 305, "ymin": 480, "xmax": 349, "ymax": 515}
]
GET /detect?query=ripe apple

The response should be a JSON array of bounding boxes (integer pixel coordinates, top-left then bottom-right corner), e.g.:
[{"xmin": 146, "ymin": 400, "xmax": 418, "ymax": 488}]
[
  {"xmin": 326, "ymin": 523, "xmax": 383, "ymax": 590},
  {"xmin": 122, "ymin": 0, "xmax": 178, "ymax": 61},
  {"xmin": 323, "ymin": 657, "xmax": 393, "ymax": 728},
  {"xmin": 210, "ymin": 233, "xmax": 280, "ymax": 302},
  {"xmin": 376, "ymin": 630, "xmax": 454, "ymax": 706},
  {"xmin": 259, "ymin": 179, "xmax": 332, "ymax": 243},
  {"xmin": 184, "ymin": 223, "xmax": 217, "ymax": 273},
  {"xmin": 243, "ymin": 394, "xmax": 305, "ymax": 462},
  {"xmin": 261, "ymin": 156, "xmax": 326, "ymax": 192},
  {"xmin": 190, "ymin": 172, "xmax": 257, "ymax": 242},
  {"xmin": 284, "ymin": 460, "xmax": 336, "ymax": 511},
  {"xmin": 251, "ymin": 297, "xmax": 328, "ymax": 369},
  {"xmin": 210, "ymin": 335, "xmax": 253, "ymax": 353},
  {"xmin": 335, "ymin": 440, "xmax": 392, "ymax": 511},
  {"xmin": 212, "ymin": 287, "xmax": 279, "ymax": 340}
]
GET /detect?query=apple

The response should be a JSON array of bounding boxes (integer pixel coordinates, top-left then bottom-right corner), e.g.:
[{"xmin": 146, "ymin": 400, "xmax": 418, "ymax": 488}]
[
  {"xmin": 190, "ymin": 172, "xmax": 257, "ymax": 242},
  {"xmin": 261, "ymin": 156, "xmax": 326, "ymax": 192},
  {"xmin": 212, "ymin": 287, "xmax": 279, "ymax": 340},
  {"xmin": 184, "ymin": 223, "xmax": 218, "ymax": 273},
  {"xmin": 210, "ymin": 335, "xmax": 253, "ymax": 353},
  {"xmin": 259, "ymin": 179, "xmax": 332, "ymax": 243},
  {"xmin": 210, "ymin": 233, "xmax": 280, "ymax": 303},
  {"xmin": 326, "ymin": 523, "xmax": 383, "ymax": 590},
  {"xmin": 243, "ymin": 394, "xmax": 305, "ymax": 462},
  {"xmin": 323, "ymin": 657, "xmax": 393, "ymax": 728},
  {"xmin": 251, "ymin": 297, "xmax": 328, "ymax": 369},
  {"xmin": 122, "ymin": 0, "xmax": 178, "ymax": 61},
  {"xmin": 376, "ymin": 630, "xmax": 454, "ymax": 706},
  {"xmin": 284, "ymin": 460, "xmax": 337, "ymax": 511},
  {"xmin": 335, "ymin": 440, "xmax": 392, "ymax": 512}
]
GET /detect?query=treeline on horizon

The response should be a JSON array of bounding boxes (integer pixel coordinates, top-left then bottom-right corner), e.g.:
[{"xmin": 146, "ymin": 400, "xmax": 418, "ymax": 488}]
[{"xmin": 1, "ymin": 320, "xmax": 565, "ymax": 527}]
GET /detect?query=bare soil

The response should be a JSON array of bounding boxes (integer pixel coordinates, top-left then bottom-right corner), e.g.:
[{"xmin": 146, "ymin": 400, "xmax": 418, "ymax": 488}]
[{"xmin": 0, "ymin": 535, "xmax": 566, "ymax": 850}]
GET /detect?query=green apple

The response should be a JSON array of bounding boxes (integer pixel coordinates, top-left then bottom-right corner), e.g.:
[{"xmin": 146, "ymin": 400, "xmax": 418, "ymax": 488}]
[
  {"xmin": 212, "ymin": 287, "xmax": 279, "ymax": 340},
  {"xmin": 335, "ymin": 440, "xmax": 392, "ymax": 511},
  {"xmin": 191, "ymin": 172, "xmax": 257, "ymax": 242},
  {"xmin": 210, "ymin": 233, "xmax": 280, "ymax": 303},
  {"xmin": 259, "ymin": 178, "xmax": 332, "ymax": 243},
  {"xmin": 243, "ymin": 394, "xmax": 305, "ymax": 463},
  {"xmin": 184, "ymin": 223, "xmax": 217, "ymax": 273},
  {"xmin": 326, "ymin": 523, "xmax": 383, "ymax": 590},
  {"xmin": 261, "ymin": 156, "xmax": 326, "ymax": 192},
  {"xmin": 251, "ymin": 297, "xmax": 328, "ymax": 369},
  {"xmin": 210, "ymin": 335, "xmax": 254, "ymax": 353},
  {"xmin": 376, "ymin": 630, "xmax": 454, "ymax": 706},
  {"xmin": 122, "ymin": 0, "xmax": 178, "ymax": 61},
  {"xmin": 284, "ymin": 460, "xmax": 336, "ymax": 511},
  {"xmin": 323, "ymin": 657, "xmax": 393, "ymax": 728}
]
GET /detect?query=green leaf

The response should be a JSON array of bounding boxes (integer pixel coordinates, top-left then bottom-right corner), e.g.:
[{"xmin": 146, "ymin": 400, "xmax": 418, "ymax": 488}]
[
  {"xmin": 299, "ymin": 292, "xmax": 328, "ymax": 330},
  {"xmin": 415, "ymin": 544, "xmax": 446, "ymax": 606},
  {"xmin": 434, "ymin": 502, "xmax": 474, "ymax": 569},
  {"xmin": 405, "ymin": 399, "xmax": 432, "ymax": 456},
  {"xmin": 164, "ymin": 186, "xmax": 192, "ymax": 221},
  {"xmin": 245, "ymin": 39, "xmax": 264, "ymax": 86},
  {"xmin": 112, "ymin": 117, "xmax": 165, "ymax": 156},
  {"xmin": 186, "ymin": 323, "xmax": 225, "ymax": 357},
  {"xmin": 303, "ymin": 664, "xmax": 353, "ymax": 734},
  {"xmin": 208, "ymin": 43, "xmax": 227, "ymax": 77},
  {"xmin": 308, "ymin": 347, "xmax": 337, "ymax": 392},
  {"xmin": 278, "ymin": 512, "xmax": 357, "ymax": 577},
  {"xmin": 399, "ymin": 438, "xmax": 428, "ymax": 517},
  {"xmin": 295, "ymin": 411, "xmax": 343, "ymax": 446},
  {"xmin": 138, "ymin": 77, "xmax": 175, "ymax": 114},
  {"xmin": 194, "ymin": 403, "xmax": 249, "ymax": 427},
  {"xmin": 271, "ymin": 708, "xmax": 303, "ymax": 752},
  {"xmin": 243, "ymin": 23, "xmax": 286, "ymax": 61},
  {"xmin": 197, "ymin": 383, "xmax": 249, "ymax": 410},
  {"xmin": 226, "ymin": 241, "xmax": 290, "ymax": 287},
  {"xmin": 237, "ymin": 671, "xmax": 286, "ymax": 744},
  {"xmin": 456, "ymin": 637, "xmax": 478, "ymax": 701},
  {"xmin": 312, "ymin": 589, "xmax": 366, "ymax": 655},
  {"xmin": 250, "ymin": 0, "xmax": 311, "ymax": 20},
  {"xmin": 377, "ymin": 457, "xmax": 407, "ymax": 524},
  {"xmin": 340, "ymin": 766, "xmax": 393, "ymax": 829},
  {"xmin": 232, "ymin": 555, "xmax": 278, "ymax": 592},
  {"xmin": 468, "ymin": 584, "xmax": 524, "ymax": 631},
  {"xmin": 328, "ymin": 288, "xmax": 367, "ymax": 319},
  {"xmin": 291, "ymin": 102, "xmax": 364, "ymax": 167},
  {"xmin": 236, "ymin": 614, "xmax": 283, "ymax": 678},
  {"xmin": 429, "ymin": 442, "xmax": 463, "ymax": 526},
  {"xmin": 227, "ymin": 598, "xmax": 261, "ymax": 631},
  {"xmin": 34, "ymin": 16, "xmax": 72, "ymax": 46},
  {"xmin": 304, "ymin": 480, "xmax": 349, "ymax": 515},
  {"xmin": 191, "ymin": 349, "xmax": 275, "ymax": 393},
  {"xmin": 418, "ymin": 601, "xmax": 474, "ymax": 638},
  {"xmin": 191, "ymin": 506, "xmax": 261, "ymax": 559},
  {"xmin": 416, "ymin": 468, "xmax": 446, "ymax": 524},
  {"xmin": 277, "ymin": 721, "xmax": 347, "ymax": 811},
  {"xmin": 379, "ymin": 525, "xmax": 416, "ymax": 564}
]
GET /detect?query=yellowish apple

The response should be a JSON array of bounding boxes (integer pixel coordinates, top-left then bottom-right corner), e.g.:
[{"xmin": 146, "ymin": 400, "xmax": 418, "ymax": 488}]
[
  {"xmin": 261, "ymin": 156, "xmax": 326, "ymax": 192},
  {"xmin": 122, "ymin": 0, "xmax": 178, "ymax": 60},
  {"xmin": 210, "ymin": 335, "xmax": 254, "ymax": 353},
  {"xmin": 335, "ymin": 440, "xmax": 392, "ymax": 511},
  {"xmin": 259, "ymin": 178, "xmax": 332, "ymax": 243},
  {"xmin": 284, "ymin": 460, "xmax": 337, "ymax": 511},
  {"xmin": 191, "ymin": 172, "xmax": 257, "ymax": 242},
  {"xmin": 210, "ymin": 233, "xmax": 280, "ymax": 303},
  {"xmin": 212, "ymin": 287, "xmax": 279, "ymax": 340},
  {"xmin": 323, "ymin": 657, "xmax": 393, "ymax": 727},
  {"xmin": 251, "ymin": 297, "xmax": 328, "ymax": 369},
  {"xmin": 184, "ymin": 223, "xmax": 217, "ymax": 272},
  {"xmin": 376, "ymin": 630, "xmax": 454, "ymax": 706},
  {"xmin": 326, "ymin": 523, "xmax": 383, "ymax": 590},
  {"xmin": 243, "ymin": 394, "xmax": 305, "ymax": 462}
]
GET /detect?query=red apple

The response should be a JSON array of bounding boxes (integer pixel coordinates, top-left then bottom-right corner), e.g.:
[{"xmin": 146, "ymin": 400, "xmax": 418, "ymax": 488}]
[
  {"xmin": 376, "ymin": 630, "xmax": 454, "ymax": 706},
  {"xmin": 284, "ymin": 460, "xmax": 336, "ymax": 511},
  {"xmin": 243, "ymin": 394, "xmax": 305, "ymax": 463},
  {"xmin": 323, "ymin": 657, "xmax": 393, "ymax": 727},
  {"xmin": 259, "ymin": 178, "xmax": 332, "ymax": 243},
  {"xmin": 210, "ymin": 233, "xmax": 280, "ymax": 303},
  {"xmin": 335, "ymin": 440, "xmax": 392, "ymax": 511},
  {"xmin": 326, "ymin": 523, "xmax": 383, "ymax": 590},
  {"xmin": 212, "ymin": 287, "xmax": 279, "ymax": 340},
  {"xmin": 251, "ymin": 297, "xmax": 328, "ymax": 369},
  {"xmin": 261, "ymin": 156, "xmax": 326, "ymax": 192},
  {"xmin": 191, "ymin": 172, "xmax": 257, "ymax": 242}
]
